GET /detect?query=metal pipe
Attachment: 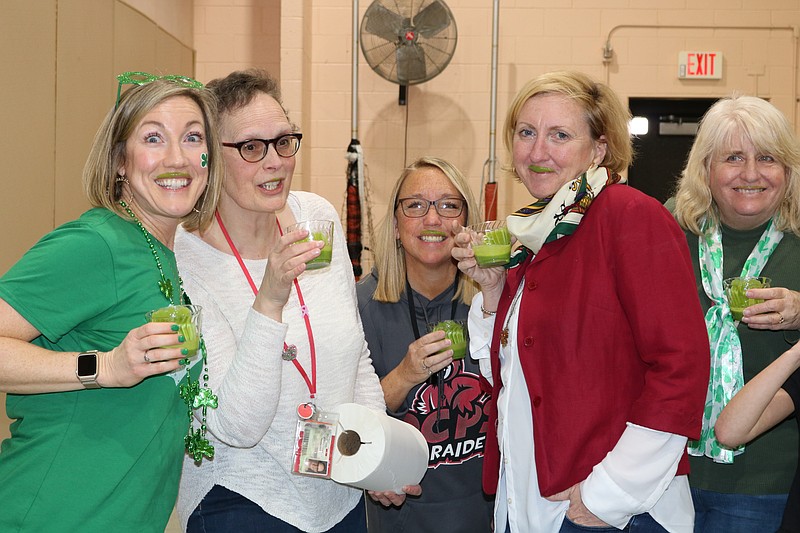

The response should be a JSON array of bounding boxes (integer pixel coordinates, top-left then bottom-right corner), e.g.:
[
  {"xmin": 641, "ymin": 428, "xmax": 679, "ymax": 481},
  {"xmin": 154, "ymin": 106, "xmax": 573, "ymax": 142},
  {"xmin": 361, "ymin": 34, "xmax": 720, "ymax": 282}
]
[
  {"xmin": 483, "ymin": 0, "xmax": 500, "ymax": 221},
  {"xmin": 602, "ymin": 24, "xmax": 798, "ymax": 125},
  {"xmin": 351, "ymin": 0, "xmax": 359, "ymax": 139}
]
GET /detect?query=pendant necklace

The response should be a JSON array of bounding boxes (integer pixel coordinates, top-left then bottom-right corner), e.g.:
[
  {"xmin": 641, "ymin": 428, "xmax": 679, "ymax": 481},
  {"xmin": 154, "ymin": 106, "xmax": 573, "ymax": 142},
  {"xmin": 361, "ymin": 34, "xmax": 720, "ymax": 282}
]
[
  {"xmin": 500, "ymin": 280, "xmax": 525, "ymax": 348},
  {"xmin": 120, "ymin": 200, "xmax": 217, "ymax": 463},
  {"xmin": 215, "ymin": 211, "xmax": 318, "ymax": 420}
]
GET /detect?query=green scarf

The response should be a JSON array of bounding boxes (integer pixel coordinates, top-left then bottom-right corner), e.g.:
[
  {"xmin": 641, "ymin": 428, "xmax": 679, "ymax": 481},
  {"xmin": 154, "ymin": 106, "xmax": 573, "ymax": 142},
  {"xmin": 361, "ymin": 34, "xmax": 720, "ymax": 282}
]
[
  {"xmin": 688, "ymin": 217, "xmax": 783, "ymax": 463},
  {"xmin": 506, "ymin": 166, "xmax": 624, "ymax": 257}
]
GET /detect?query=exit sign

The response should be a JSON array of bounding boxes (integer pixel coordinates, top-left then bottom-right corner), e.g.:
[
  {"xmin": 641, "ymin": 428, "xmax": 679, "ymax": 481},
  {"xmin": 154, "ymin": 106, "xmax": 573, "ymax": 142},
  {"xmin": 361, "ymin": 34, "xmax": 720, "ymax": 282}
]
[{"xmin": 678, "ymin": 51, "xmax": 722, "ymax": 79}]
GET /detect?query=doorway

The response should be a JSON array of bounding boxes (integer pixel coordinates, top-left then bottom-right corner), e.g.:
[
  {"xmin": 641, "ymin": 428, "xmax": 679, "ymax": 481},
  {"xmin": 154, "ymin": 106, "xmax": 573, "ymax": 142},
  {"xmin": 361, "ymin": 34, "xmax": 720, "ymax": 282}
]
[{"xmin": 627, "ymin": 98, "xmax": 718, "ymax": 204}]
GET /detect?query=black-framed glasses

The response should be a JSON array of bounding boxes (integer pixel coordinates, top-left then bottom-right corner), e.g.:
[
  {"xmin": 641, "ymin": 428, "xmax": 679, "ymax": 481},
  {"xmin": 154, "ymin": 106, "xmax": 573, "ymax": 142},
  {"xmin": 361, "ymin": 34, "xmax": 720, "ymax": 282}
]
[
  {"xmin": 397, "ymin": 197, "xmax": 465, "ymax": 218},
  {"xmin": 115, "ymin": 71, "xmax": 203, "ymax": 109},
  {"xmin": 222, "ymin": 134, "xmax": 303, "ymax": 162}
]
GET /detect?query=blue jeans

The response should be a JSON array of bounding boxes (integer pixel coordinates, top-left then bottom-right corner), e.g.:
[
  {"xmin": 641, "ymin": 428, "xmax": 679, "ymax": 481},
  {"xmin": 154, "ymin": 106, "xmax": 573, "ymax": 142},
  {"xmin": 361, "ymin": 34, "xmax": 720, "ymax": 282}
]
[
  {"xmin": 692, "ymin": 487, "xmax": 788, "ymax": 533},
  {"xmin": 187, "ymin": 484, "xmax": 367, "ymax": 533},
  {"xmin": 558, "ymin": 512, "xmax": 666, "ymax": 532}
]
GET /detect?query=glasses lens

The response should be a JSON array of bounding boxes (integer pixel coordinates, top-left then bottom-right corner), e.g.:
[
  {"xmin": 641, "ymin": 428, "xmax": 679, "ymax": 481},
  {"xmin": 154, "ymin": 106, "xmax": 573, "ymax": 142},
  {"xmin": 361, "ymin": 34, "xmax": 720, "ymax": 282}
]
[
  {"xmin": 400, "ymin": 199, "xmax": 429, "ymax": 218},
  {"xmin": 275, "ymin": 135, "xmax": 301, "ymax": 157},
  {"xmin": 239, "ymin": 140, "xmax": 268, "ymax": 162},
  {"xmin": 436, "ymin": 199, "xmax": 464, "ymax": 218}
]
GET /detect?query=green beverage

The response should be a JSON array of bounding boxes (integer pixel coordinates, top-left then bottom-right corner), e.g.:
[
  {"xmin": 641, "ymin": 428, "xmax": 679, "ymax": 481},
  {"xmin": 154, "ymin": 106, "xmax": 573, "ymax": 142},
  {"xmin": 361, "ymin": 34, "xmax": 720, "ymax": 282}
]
[
  {"xmin": 429, "ymin": 320, "xmax": 468, "ymax": 360},
  {"xmin": 473, "ymin": 226, "xmax": 511, "ymax": 268},
  {"xmin": 148, "ymin": 305, "xmax": 200, "ymax": 355},
  {"xmin": 724, "ymin": 277, "xmax": 769, "ymax": 321},
  {"xmin": 300, "ymin": 231, "xmax": 332, "ymax": 270}
]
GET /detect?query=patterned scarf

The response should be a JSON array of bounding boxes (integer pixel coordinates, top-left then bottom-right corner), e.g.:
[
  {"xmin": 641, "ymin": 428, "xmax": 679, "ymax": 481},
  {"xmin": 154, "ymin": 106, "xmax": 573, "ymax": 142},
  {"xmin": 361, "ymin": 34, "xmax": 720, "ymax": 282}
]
[
  {"xmin": 505, "ymin": 166, "xmax": 624, "ymax": 264},
  {"xmin": 688, "ymin": 217, "xmax": 783, "ymax": 463}
]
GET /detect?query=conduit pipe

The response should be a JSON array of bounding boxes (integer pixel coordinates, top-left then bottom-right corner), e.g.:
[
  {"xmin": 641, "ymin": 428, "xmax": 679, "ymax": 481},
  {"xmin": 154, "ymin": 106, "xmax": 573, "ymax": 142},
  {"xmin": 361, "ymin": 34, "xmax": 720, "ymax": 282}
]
[{"xmin": 602, "ymin": 24, "xmax": 799, "ymax": 125}]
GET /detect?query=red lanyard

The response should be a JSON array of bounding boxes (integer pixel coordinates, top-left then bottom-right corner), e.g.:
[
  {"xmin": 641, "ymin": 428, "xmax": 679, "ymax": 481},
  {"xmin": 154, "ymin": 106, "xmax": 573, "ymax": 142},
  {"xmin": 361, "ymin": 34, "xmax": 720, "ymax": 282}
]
[{"xmin": 215, "ymin": 211, "xmax": 316, "ymax": 399}]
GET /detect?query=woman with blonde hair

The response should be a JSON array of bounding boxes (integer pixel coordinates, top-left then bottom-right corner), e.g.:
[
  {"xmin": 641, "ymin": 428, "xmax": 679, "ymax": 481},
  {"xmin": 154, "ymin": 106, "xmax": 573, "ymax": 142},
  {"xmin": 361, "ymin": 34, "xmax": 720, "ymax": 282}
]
[
  {"xmin": 452, "ymin": 71, "xmax": 709, "ymax": 532},
  {"xmin": 672, "ymin": 94, "xmax": 800, "ymax": 532},
  {"xmin": 358, "ymin": 157, "xmax": 493, "ymax": 532},
  {"xmin": 0, "ymin": 73, "xmax": 223, "ymax": 532}
]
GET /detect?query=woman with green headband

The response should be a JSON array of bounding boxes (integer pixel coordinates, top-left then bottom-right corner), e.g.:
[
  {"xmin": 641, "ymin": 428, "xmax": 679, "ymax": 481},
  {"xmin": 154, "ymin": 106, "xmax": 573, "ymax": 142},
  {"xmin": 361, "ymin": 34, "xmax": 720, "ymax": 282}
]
[
  {"xmin": 0, "ymin": 73, "xmax": 224, "ymax": 532},
  {"xmin": 671, "ymin": 94, "xmax": 800, "ymax": 533}
]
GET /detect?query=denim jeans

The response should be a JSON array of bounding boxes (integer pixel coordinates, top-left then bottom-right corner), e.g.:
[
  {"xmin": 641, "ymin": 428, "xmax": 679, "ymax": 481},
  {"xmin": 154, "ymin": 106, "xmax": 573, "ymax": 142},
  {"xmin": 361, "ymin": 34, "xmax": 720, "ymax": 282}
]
[
  {"xmin": 187, "ymin": 484, "xmax": 367, "ymax": 533},
  {"xmin": 691, "ymin": 487, "xmax": 788, "ymax": 533}
]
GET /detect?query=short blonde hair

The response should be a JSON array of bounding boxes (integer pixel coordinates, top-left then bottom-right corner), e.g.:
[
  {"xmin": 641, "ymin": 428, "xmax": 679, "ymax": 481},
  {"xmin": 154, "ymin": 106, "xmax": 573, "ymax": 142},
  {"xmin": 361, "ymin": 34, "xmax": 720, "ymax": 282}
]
[
  {"xmin": 673, "ymin": 95, "xmax": 800, "ymax": 236},
  {"xmin": 372, "ymin": 157, "xmax": 480, "ymax": 304},
  {"xmin": 83, "ymin": 80, "xmax": 224, "ymax": 232},
  {"xmin": 503, "ymin": 71, "xmax": 632, "ymax": 178}
]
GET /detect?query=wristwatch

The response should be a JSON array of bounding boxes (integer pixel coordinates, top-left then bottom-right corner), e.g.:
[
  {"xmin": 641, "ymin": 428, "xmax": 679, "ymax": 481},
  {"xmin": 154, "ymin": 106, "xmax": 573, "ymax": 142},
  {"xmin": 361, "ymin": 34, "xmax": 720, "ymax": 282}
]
[{"xmin": 76, "ymin": 350, "xmax": 101, "ymax": 389}]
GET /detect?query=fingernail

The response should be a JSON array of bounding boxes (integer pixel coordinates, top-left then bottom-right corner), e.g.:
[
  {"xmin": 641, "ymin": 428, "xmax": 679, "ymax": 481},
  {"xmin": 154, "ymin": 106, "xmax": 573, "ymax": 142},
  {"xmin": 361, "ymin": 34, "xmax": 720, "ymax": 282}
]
[
  {"xmin": 181, "ymin": 348, "xmax": 189, "ymax": 355},
  {"xmin": 171, "ymin": 325, "xmax": 179, "ymax": 331},
  {"xmin": 178, "ymin": 335, "xmax": 185, "ymax": 342}
]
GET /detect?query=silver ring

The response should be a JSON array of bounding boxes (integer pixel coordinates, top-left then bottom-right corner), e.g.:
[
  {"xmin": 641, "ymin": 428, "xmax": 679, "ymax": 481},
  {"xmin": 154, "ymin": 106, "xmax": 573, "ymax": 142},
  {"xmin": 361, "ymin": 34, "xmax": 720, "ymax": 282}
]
[
  {"xmin": 144, "ymin": 351, "xmax": 151, "ymax": 363},
  {"xmin": 778, "ymin": 312, "xmax": 785, "ymax": 324}
]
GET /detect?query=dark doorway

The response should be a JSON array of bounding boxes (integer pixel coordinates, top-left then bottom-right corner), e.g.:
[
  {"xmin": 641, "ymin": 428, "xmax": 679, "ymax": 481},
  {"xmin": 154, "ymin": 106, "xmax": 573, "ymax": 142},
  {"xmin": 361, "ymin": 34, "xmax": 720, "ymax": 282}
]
[{"xmin": 628, "ymin": 98, "xmax": 717, "ymax": 204}]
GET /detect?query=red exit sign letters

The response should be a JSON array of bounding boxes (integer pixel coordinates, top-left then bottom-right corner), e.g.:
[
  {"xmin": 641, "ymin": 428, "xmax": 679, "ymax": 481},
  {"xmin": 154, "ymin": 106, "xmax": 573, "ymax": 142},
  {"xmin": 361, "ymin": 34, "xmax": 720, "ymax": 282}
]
[{"xmin": 678, "ymin": 51, "xmax": 723, "ymax": 79}]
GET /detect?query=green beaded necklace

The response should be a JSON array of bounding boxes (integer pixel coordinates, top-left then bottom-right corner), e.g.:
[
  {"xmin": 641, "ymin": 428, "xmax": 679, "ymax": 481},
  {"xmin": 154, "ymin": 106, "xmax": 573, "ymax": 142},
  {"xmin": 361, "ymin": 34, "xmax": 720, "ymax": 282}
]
[{"xmin": 120, "ymin": 200, "xmax": 216, "ymax": 463}]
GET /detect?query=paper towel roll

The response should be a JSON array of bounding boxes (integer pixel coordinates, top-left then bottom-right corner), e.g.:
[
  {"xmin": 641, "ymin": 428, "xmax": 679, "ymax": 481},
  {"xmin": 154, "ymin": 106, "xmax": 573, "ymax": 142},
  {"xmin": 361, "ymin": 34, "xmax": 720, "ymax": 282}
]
[{"xmin": 330, "ymin": 403, "xmax": 428, "ymax": 494}]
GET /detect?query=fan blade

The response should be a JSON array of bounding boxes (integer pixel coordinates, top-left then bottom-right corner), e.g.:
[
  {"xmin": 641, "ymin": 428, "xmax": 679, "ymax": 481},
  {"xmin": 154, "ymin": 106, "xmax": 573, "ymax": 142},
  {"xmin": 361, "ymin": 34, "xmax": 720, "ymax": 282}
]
[
  {"xmin": 363, "ymin": 3, "xmax": 406, "ymax": 43},
  {"xmin": 396, "ymin": 43, "xmax": 427, "ymax": 84},
  {"xmin": 413, "ymin": 0, "xmax": 449, "ymax": 37}
]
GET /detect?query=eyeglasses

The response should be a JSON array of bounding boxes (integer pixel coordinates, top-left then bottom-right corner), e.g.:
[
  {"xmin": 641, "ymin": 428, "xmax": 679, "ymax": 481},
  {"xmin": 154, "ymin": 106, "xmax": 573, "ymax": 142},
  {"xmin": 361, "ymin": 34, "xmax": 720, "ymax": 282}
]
[
  {"xmin": 222, "ymin": 134, "xmax": 303, "ymax": 162},
  {"xmin": 397, "ymin": 197, "xmax": 465, "ymax": 218},
  {"xmin": 115, "ymin": 71, "xmax": 204, "ymax": 109}
]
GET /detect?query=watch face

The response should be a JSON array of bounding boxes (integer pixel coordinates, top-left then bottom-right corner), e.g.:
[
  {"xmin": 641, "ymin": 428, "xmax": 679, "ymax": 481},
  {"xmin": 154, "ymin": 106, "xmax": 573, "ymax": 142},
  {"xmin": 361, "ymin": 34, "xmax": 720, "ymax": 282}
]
[{"xmin": 77, "ymin": 353, "xmax": 98, "ymax": 377}]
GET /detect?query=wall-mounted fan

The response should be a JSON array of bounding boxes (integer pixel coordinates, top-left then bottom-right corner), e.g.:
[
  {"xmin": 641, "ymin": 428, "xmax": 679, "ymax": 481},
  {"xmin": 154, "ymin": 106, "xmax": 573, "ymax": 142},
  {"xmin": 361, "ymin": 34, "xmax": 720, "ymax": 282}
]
[{"xmin": 360, "ymin": 0, "xmax": 457, "ymax": 104}]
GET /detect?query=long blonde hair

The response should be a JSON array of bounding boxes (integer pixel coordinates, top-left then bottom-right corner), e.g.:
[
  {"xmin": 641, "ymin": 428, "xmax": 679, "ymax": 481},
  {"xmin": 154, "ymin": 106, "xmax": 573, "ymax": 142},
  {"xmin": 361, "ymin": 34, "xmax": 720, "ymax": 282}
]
[
  {"xmin": 673, "ymin": 95, "xmax": 800, "ymax": 236},
  {"xmin": 372, "ymin": 157, "xmax": 480, "ymax": 304}
]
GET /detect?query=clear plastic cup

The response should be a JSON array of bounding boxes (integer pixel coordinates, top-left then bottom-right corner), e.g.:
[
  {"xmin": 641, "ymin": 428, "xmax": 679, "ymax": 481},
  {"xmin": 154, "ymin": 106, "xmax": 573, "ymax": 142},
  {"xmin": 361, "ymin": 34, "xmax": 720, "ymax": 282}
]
[
  {"xmin": 468, "ymin": 221, "xmax": 512, "ymax": 268},
  {"xmin": 146, "ymin": 304, "xmax": 203, "ymax": 355},
  {"xmin": 287, "ymin": 220, "xmax": 334, "ymax": 270},
  {"xmin": 723, "ymin": 276, "xmax": 771, "ymax": 321}
]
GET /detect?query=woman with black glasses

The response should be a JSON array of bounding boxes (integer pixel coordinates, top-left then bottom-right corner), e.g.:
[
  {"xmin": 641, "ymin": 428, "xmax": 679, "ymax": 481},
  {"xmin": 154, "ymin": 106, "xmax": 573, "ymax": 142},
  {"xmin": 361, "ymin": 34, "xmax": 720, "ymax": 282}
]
[
  {"xmin": 357, "ymin": 157, "xmax": 494, "ymax": 532},
  {"xmin": 174, "ymin": 69, "xmax": 412, "ymax": 533}
]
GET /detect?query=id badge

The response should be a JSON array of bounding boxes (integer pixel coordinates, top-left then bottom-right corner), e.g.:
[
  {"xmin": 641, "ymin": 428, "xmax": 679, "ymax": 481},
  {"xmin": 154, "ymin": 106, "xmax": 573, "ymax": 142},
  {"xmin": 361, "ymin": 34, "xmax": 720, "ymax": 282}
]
[{"xmin": 292, "ymin": 410, "xmax": 339, "ymax": 478}]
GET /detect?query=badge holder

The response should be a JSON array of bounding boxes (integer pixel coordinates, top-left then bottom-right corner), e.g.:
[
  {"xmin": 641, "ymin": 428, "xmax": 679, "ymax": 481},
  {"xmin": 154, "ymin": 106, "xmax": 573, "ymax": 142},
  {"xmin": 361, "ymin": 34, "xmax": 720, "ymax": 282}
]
[{"xmin": 292, "ymin": 404, "xmax": 339, "ymax": 479}]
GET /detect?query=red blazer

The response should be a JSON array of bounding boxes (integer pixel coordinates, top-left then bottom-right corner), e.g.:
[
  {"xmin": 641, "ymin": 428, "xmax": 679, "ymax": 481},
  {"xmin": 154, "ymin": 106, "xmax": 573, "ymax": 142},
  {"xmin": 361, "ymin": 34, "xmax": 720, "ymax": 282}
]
[{"xmin": 482, "ymin": 185, "xmax": 710, "ymax": 497}]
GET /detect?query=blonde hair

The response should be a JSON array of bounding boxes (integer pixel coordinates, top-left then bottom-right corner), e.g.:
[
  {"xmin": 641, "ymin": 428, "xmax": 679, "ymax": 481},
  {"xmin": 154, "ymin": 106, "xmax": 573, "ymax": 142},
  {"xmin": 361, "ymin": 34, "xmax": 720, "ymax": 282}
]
[
  {"xmin": 503, "ymin": 70, "xmax": 632, "ymax": 178},
  {"xmin": 84, "ymin": 80, "xmax": 224, "ymax": 232},
  {"xmin": 673, "ymin": 95, "xmax": 800, "ymax": 236},
  {"xmin": 372, "ymin": 157, "xmax": 480, "ymax": 304}
]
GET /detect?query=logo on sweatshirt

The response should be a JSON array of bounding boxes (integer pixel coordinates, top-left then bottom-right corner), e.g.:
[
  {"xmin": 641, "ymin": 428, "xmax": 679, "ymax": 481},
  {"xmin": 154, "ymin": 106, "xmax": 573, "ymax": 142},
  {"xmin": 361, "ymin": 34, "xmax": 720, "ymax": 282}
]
[{"xmin": 404, "ymin": 360, "xmax": 490, "ymax": 468}]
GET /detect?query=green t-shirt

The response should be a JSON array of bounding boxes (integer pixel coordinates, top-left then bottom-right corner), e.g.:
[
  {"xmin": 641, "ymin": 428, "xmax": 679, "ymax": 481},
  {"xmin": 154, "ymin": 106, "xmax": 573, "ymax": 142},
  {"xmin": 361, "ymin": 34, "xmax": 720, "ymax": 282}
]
[
  {"xmin": 683, "ymin": 222, "xmax": 800, "ymax": 494},
  {"xmin": 0, "ymin": 208, "xmax": 192, "ymax": 532}
]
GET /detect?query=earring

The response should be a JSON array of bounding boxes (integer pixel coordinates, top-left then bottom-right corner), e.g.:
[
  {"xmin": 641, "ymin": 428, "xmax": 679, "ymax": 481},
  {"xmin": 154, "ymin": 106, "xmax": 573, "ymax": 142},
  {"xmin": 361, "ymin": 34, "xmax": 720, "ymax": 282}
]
[
  {"xmin": 396, "ymin": 239, "xmax": 403, "ymax": 249},
  {"xmin": 114, "ymin": 175, "xmax": 133, "ymax": 202}
]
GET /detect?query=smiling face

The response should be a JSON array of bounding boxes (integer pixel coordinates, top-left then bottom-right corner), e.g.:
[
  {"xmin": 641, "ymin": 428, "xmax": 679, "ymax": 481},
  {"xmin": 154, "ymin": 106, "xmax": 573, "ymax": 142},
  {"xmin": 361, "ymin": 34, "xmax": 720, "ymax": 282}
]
[
  {"xmin": 710, "ymin": 132, "xmax": 788, "ymax": 230},
  {"xmin": 118, "ymin": 95, "xmax": 209, "ymax": 238},
  {"xmin": 395, "ymin": 166, "xmax": 466, "ymax": 275},
  {"xmin": 512, "ymin": 93, "xmax": 607, "ymax": 199},
  {"xmin": 218, "ymin": 92, "xmax": 296, "ymax": 218}
]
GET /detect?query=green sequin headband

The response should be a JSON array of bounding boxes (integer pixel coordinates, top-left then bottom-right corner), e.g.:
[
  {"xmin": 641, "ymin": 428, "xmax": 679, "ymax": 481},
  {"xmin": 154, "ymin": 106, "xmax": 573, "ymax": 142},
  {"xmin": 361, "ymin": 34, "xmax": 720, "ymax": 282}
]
[{"xmin": 115, "ymin": 71, "xmax": 204, "ymax": 110}]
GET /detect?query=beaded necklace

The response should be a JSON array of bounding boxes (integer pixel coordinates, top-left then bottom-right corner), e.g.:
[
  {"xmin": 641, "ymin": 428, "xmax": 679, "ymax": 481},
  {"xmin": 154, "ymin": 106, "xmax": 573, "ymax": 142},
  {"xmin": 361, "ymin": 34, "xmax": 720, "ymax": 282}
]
[{"xmin": 120, "ymin": 200, "xmax": 216, "ymax": 462}]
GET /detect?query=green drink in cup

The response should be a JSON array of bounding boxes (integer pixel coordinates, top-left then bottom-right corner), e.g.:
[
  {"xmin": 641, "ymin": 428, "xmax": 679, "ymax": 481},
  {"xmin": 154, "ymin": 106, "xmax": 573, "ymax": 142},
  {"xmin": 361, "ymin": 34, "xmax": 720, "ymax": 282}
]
[
  {"xmin": 469, "ymin": 221, "xmax": 512, "ymax": 268},
  {"xmin": 146, "ymin": 304, "xmax": 202, "ymax": 356},
  {"xmin": 723, "ymin": 277, "xmax": 771, "ymax": 321},
  {"xmin": 287, "ymin": 220, "xmax": 334, "ymax": 270},
  {"xmin": 427, "ymin": 320, "xmax": 468, "ymax": 360}
]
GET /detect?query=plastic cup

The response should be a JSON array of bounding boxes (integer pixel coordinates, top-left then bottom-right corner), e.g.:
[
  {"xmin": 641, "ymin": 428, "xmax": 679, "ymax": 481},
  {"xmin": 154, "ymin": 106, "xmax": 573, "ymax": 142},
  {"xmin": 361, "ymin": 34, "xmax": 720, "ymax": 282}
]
[
  {"xmin": 723, "ymin": 277, "xmax": 771, "ymax": 321},
  {"xmin": 287, "ymin": 220, "xmax": 334, "ymax": 270},
  {"xmin": 146, "ymin": 304, "xmax": 202, "ymax": 355},
  {"xmin": 427, "ymin": 320, "xmax": 468, "ymax": 360},
  {"xmin": 468, "ymin": 221, "xmax": 512, "ymax": 268}
]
